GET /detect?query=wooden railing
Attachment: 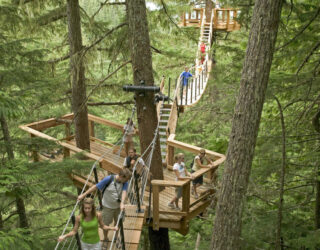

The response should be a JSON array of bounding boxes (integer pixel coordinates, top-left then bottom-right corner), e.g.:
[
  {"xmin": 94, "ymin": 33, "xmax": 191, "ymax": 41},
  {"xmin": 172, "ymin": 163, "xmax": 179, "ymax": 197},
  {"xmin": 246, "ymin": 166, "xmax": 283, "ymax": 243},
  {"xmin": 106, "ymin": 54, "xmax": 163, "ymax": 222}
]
[
  {"xmin": 152, "ymin": 179, "xmax": 190, "ymax": 230},
  {"xmin": 181, "ymin": 8, "xmax": 204, "ymax": 27},
  {"xmin": 167, "ymin": 134, "xmax": 225, "ymax": 180},
  {"xmin": 19, "ymin": 113, "xmax": 139, "ymax": 174},
  {"xmin": 181, "ymin": 8, "xmax": 240, "ymax": 31},
  {"xmin": 213, "ymin": 8, "xmax": 240, "ymax": 31}
]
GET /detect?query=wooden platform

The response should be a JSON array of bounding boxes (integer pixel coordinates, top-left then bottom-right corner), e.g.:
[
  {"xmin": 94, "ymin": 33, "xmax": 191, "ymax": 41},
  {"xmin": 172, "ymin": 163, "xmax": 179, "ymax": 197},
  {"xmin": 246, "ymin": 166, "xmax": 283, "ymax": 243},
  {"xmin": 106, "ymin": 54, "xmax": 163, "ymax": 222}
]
[{"xmin": 180, "ymin": 8, "xmax": 240, "ymax": 32}]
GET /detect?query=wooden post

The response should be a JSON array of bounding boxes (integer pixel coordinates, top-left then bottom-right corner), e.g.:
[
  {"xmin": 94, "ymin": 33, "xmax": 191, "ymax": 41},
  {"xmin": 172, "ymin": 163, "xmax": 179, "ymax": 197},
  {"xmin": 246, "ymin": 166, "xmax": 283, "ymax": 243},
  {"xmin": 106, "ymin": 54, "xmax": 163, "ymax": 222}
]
[
  {"xmin": 222, "ymin": 10, "xmax": 225, "ymax": 22},
  {"xmin": 167, "ymin": 145, "xmax": 174, "ymax": 167},
  {"xmin": 182, "ymin": 182, "xmax": 190, "ymax": 213},
  {"xmin": 226, "ymin": 10, "xmax": 230, "ymax": 30},
  {"xmin": 214, "ymin": 9, "xmax": 218, "ymax": 28},
  {"xmin": 64, "ymin": 123, "xmax": 71, "ymax": 158},
  {"xmin": 30, "ymin": 134, "xmax": 39, "ymax": 162},
  {"xmin": 152, "ymin": 184, "xmax": 160, "ymax": 230},
  {"xmin": 233, "ymin": 10, "xmax": 237, "ymax": 30},
  {"xmin": 88, "ymin": 120, "xmax": 95, "ymax": 137}
]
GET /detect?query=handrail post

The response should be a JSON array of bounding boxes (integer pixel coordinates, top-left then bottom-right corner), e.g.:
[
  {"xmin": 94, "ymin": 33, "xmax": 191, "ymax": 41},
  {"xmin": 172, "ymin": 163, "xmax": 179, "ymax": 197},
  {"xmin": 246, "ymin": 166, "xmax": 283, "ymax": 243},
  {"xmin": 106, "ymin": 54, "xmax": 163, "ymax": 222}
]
[
  {"xmin": 185, "ymin": 80, "xmax": 188, "ymax": 105},
  {"xmin": 93, "ymin": 166, "xmax": 103, "ymax": 210},
  {"xmin": 191, "ymin": 79, "xmax": 193, "ymax": 103},
  {"xmin": 202, "ymin": 68, "xmax": 204, "ymax": 89},
  {"xmin": 168, "ymin": 78, "xmax": 171, "ymax": 103},
  {"xmin": 119, "ymin": 214, "xmax": 126, "ymax": 250},
  {"xmin": 180, "ymin": 78, "xmax": 183, "ymax": 106},
  {"xmin": 198, "ymin": 75, "xmax": 201, "ymax": 96},
  {"xmin": 71, "ymin": 214, "xmax": 82, "ymax": 250},
  {"xmin": 134, "ymin": 172, "xmax": 143, "ymax": 213},
  {"xmin": 152, "ymin": 184, "xmax": 160, "ymax": 230},
  {"xmin": 182, "ymin": 181, "xmax": 190, "ymax": 213}
]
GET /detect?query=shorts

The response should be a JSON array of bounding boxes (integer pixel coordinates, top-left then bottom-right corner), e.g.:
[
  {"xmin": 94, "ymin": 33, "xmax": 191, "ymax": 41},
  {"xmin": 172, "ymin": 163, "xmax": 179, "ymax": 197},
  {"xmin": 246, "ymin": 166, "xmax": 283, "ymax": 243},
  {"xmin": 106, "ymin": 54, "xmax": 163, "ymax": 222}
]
[
  {"xmin": 191, "ymin": 170, "xmax": 203, "ymax": 185},
  {"xmin": 175, "ymin": 187, "xmax": 182, "ymax": 199},
  {"xmin": 81, "ymin": 241, "xmax": 101, "ymax": 250},
  {"xmin": 102, "ymin": 206, "xmax": 120, "ymax": 226}
]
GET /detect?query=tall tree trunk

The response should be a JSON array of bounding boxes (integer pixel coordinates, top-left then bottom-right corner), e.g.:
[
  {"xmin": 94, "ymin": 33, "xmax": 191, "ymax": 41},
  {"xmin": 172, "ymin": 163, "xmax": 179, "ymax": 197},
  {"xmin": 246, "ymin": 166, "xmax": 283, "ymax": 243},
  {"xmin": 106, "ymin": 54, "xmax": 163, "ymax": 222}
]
[
  {"xmin": 126, "ymin": 0, "xmax": 167, "ymax": 248},
  {"xmin": 275, "ymin": 96, "xmax": 286, "ymax": 250},
  {"xmin": 126, "ymin": 0, "xmax": 163, "ymax": 181},
  {"xmin": 0, "ymin": 115, "xmax": 29, "ymax": 228},
  {"xmin": 312, "ymin": 108, "xmax": 320, "ymax": 229},
  {"xmin": 67, "ymin": 0, "xmax": 90, "ymax": 150},
  {"xmin": 205, "ymin": 0, "xmax": 213, "ymax": 23},
  {"xmin": 210, "ymin": 0, "xmax": 282, "ymax": 249}
]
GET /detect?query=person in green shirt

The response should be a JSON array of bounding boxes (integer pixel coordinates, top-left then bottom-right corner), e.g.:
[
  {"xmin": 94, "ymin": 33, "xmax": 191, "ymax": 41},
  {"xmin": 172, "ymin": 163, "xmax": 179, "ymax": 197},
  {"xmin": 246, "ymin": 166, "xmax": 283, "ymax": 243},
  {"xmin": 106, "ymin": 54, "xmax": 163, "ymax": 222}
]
[{"xmin": 58, "ymin": 198, "xmax": 117, "ymax": 250}]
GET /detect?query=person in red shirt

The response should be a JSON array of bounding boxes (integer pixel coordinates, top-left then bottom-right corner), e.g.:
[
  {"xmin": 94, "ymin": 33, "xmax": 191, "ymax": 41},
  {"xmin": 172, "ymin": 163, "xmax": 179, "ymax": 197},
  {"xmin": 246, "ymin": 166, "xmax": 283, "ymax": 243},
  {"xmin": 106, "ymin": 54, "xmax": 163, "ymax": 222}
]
[{"xmin": 200, "ymin": 42, "xmax": 206, "ymax": 64}]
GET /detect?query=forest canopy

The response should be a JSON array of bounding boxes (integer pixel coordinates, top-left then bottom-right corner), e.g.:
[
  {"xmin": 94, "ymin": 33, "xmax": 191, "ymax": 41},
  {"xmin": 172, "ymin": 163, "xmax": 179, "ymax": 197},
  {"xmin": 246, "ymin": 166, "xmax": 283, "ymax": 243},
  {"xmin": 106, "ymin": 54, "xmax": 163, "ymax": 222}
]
[{"xmin": 0, "ymin": 0, "xmax": 319, "ymax": 249}]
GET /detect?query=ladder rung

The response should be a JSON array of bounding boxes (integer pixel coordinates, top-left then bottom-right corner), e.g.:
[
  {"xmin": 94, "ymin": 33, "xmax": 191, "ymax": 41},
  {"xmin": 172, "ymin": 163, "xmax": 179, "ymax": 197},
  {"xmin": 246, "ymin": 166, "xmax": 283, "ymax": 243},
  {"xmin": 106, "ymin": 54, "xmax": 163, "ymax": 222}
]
[
  {"xmin": 161, "ymin": 114, "xmax": 170, "ymax": 117},
  {"xmin": 160, "ymin": 138, "xmax": 167, "ymax": 142},
  {"xmin": 159, "ymin": 120, "xmax": 168, "ymax": 123},
  {"xmin": 160, "ymin": 145, "xmax": 166, "ymax": 149},
  {"xmin": 159, "ymin": 131, "xmax": 166, "ymax": 135},
  {"xmin": 159, "ymin": 126, "xmax": 167, "ymax": 129}
]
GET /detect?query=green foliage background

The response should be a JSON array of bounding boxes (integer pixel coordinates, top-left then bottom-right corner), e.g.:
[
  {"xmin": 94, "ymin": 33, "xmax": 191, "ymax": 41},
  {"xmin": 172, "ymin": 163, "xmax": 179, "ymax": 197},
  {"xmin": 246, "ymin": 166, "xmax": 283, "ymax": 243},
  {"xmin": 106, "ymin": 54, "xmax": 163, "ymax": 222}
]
[{"xmin": 0, "ymin": 0, "xmax": 319, "ymax": 249}]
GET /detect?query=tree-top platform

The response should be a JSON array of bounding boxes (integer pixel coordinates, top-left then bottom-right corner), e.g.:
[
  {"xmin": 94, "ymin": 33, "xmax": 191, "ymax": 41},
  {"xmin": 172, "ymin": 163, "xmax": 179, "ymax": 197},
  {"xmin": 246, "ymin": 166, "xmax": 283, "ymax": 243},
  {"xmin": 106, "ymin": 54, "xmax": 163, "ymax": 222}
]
[{"xmin": 20, "ymin": 112, "xmax": 225, "ymax": 248}]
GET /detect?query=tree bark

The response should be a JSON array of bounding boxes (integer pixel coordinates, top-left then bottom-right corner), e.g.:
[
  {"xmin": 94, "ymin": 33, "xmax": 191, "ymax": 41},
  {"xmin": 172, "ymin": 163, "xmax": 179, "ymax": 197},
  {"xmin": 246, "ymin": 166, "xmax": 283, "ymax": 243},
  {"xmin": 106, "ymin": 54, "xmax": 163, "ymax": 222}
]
[
  {"xmin": 274, "ymin": 96, "xmax": 286, "ymax": 250},
  {"xmin": 126, "ymin": 0, "xmax": 163, "ymax": 180},
  {"xmin": 0, "ymin": 115, "xmax": 29, "ymax": 228},
  {"xmin": 312, "ymin": 108, "xmax": 320, "ymax": 229},
  {"xmin": 205, "ymin": 0, "xmax": 214, "ymax": 23},
  {"xmin": 148, "ymin": 227, "xmax": 170, "ymax": 250},
  {"xmin": 210, "ymin": 0, "xmax": 283, "ymax": 249},
  {"xmin": 67, "ymin": 0, "xmax": 90, "ymax": 150}
]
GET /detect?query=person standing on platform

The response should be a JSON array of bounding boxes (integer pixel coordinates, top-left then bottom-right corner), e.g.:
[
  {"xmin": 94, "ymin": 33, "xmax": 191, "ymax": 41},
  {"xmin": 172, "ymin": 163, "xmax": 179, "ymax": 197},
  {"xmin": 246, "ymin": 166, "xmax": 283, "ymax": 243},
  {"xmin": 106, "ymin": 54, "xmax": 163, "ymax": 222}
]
[
  {"xmin": 58, "ymin": 198, "xmax": 117, "ymax": 250},
  {"xmin": 123, "ymin": 118, "xmax": 136, "ymax": 156},
  {"xmin": 77, "ymin": 169, "xmax": 131, "ymax": 247},
  {"xmin": 191, "ymin": 149, "xmax": 217, "ymax": 199},
  {"xmin": 168, "ymin": 153, "xmax": 193, "ymax": 210},
  {"xmin": 123, "ymin": 148, "xmax": 146, "ymax": 175},
  {"xmin": 180, "ymin": 66, "xmax": 193, "ymax": 99}
]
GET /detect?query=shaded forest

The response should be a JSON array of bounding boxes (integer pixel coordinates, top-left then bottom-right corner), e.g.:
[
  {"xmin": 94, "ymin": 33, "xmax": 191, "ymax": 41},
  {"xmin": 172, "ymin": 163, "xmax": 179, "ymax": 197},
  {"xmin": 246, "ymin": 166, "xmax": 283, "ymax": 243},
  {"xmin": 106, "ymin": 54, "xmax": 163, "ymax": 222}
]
[{"xmin": 0, "ymin": 0, "xmax": 319, "ymax": 249}]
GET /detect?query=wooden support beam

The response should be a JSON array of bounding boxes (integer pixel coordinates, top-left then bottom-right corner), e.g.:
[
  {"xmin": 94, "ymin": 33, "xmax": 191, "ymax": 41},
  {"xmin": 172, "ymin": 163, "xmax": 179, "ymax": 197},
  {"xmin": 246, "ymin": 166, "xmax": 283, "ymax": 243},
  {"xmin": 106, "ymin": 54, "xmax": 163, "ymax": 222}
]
[
  {"xmin": 167, "ymin": 145, "xmax": 174, "ymax": 166},
  {"xmin": 25, "ymin": 113, "xmax": 74, "ymax": 130},
  {"xmin": 167, "ymin": 134, "xmax": 225, "ymax": 159},
  {"xmin": 88, "ymin": 121, "xmax": 95, "ymax": 137},
  {"xmin": 99, "ymin": 159, "xmax": 122, "ymax": 174},
  {"xmin": 152, "ymin": 185, "xmax": 160, "ymax": 230},
  {"xmin": 151, "ymin": 180, "xmax": 188, "ymax": 187},
  {"xmin": 30, "ymin": 134, "xmax": 39, "ymax": 162},
  {"xmin": 182, "ymin": 182, "xmax": 190, "ymax": 213}
]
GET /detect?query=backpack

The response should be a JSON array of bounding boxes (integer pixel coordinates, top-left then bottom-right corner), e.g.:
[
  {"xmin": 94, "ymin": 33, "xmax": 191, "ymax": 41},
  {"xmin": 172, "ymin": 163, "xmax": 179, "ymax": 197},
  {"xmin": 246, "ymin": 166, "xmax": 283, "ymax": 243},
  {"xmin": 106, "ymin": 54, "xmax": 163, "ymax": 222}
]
[{"xmin": 101, "ymin": 175, "xmax": 115, "ymax": 196}]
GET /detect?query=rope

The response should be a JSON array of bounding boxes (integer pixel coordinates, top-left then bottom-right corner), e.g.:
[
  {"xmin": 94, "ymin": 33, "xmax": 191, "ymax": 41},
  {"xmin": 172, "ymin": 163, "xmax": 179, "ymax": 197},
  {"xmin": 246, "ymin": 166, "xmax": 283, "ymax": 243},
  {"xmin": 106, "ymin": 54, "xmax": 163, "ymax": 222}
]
[
  {"xmin": 55, "ymin": 106, "xmax": 137, "ymax": 250},
  {"xmin": 109, "ymin": 102, "xmax": 163, "ymax": 250}
]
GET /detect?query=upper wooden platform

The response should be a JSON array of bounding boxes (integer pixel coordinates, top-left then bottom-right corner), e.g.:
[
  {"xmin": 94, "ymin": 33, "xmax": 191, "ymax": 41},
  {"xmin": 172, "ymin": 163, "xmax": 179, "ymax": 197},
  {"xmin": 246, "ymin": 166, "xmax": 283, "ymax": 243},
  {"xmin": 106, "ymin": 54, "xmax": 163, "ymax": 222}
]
[{"xmin": 180, "ymin": 8, "xmax": 240, "ymax": 32}]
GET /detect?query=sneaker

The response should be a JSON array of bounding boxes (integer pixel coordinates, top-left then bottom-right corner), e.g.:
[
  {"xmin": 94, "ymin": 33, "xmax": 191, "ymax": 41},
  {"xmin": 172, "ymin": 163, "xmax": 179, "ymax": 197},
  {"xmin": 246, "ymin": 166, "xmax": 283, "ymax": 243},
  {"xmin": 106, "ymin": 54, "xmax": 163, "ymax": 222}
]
[
  {"xmin": 168, "ymin": 202, "xmax": 175, "ymax": 209},
  {"xmin": 194, "ymin": 194, "xmax": 199, "ymax": 199},
  {"xmin": 191, "ymin": 189, "xmax": 194, "ymax": 195},
  {"xmin": 175, "ymin": 206, "xmax": 181, "ymax": 211}
]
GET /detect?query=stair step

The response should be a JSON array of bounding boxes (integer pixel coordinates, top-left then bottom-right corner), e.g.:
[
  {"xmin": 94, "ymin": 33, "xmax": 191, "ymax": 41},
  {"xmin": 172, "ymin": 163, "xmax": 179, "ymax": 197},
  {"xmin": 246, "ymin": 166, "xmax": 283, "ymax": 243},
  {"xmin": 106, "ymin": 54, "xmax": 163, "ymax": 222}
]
[
  {"xmin": 161, "ymin": 114, "xmax": 170, "ymax": 117},
  {"xmin": 159, "ymin": 126, "xmax": 167, "ymax": 129},
  {"xmin": 160, "ymin": 145, "xmax": 166, "ymax": 149},
  {"xmin": 159, "ymin": 131, "xmax": 166, "ymax": 135},
  {"xmin": 163, "ymin": 104, "xmax": 172, "ymax": 108},
  {"xmin": 160, "ymin": 138, "xmax": 167, "ymax": 142},
  {"xmin": 161, "ymin": 152, "xmax": 166, "ymax": 156},
  {"xmin": 159, "ymin": 120, "xmax": 168, "ymax": 123}
]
